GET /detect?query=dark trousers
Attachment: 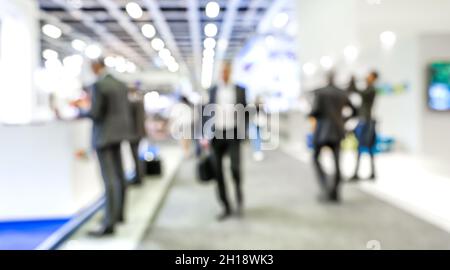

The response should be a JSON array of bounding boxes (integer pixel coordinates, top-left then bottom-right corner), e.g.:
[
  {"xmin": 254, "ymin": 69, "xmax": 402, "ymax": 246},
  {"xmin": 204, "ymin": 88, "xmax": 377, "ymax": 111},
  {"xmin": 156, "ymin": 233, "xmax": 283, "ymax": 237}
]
[
  {"xmin": 130, "ymin": 140, "xmax": 143, "ymax": 183},
  {"xmin": 96, "ymin": 144, "xmax": 126, "ymax": 229},
  {"xmin": 211, "ymin": 137, "xmax": 243, "ymax": 213},
  {"xmin": 313, "ymin": 142, "xmax": 341, "ymax": 197}
]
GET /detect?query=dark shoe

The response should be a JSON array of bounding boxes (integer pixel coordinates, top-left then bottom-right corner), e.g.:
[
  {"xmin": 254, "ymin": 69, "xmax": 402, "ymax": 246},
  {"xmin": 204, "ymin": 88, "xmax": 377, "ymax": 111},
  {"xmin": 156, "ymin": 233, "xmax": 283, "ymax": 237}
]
[
  {"xmin": 130, "ymin": 178, "xmax": 143, "ymax": 186},
  {"xmin": 117, "ymin": 215, "xmax": 125, "ymax": 223},
  {"xmin": 349, "ymin": 175, "xmax": 360, "ymax": 182},
  {"xmin": 88, "ymin": 227, "xmax": 114, "ymax": 237},
  {"xmin": 368, "ymin": 174, "xmax": 376, "ymax": 180},
  {"xmin": 329, "ymin": 190, "xmax": 341, "ymax": 203},
  {"xmin": 217, "ymin": 210, "xmax": 232, "ymax": 221}
]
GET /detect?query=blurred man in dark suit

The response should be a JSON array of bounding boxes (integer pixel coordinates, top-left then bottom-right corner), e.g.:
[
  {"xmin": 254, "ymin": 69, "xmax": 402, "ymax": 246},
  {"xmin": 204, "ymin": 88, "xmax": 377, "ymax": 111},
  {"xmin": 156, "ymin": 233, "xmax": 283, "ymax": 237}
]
[
  {"xmin": 309, "ymin": 71, "xmax": 356, "ymax": 202},
  {"xmin": 76, "ymin": 59, "xmax": 133, "ymax": 236},
  {"xmin": 203, "ymin": 61, "xmax": 248, "ymax": 221},
  {"xmin": 128, "ymin": 85, "xmax": 147, "ymax": 185}
]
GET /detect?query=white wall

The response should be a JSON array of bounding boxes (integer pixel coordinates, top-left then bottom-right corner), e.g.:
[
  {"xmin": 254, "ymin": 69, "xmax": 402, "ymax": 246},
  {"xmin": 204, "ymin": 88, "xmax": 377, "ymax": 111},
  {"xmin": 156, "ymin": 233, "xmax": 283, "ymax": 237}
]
[
  {"xmin": 418, "ymin": 34, "xmax": 450, "ymax": 162},
  {"xmin": 0, "ymin": 0, "xmax": 39, "ymax": 124},
  {"xmin": 295, "ymin": 0, "xmax": 450, "ymax": 159}
]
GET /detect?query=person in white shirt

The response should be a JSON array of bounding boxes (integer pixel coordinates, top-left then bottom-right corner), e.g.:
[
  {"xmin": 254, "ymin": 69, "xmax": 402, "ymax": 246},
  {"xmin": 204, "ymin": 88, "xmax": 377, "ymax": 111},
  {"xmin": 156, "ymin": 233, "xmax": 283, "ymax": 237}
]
[{"xmin": 203, "ymin": 61, "xmax": 248, "ymax": 221}]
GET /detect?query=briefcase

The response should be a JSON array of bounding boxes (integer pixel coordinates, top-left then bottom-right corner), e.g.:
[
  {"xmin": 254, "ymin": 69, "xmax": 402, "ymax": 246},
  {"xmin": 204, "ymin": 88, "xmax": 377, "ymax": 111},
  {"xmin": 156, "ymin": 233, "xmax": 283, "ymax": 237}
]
[
  {"xmin": 197, "ymin": 152, "xmax": 215, "ymax": 182},
  {"xmin": 146, "ymin": 159, "xmax": 162, "ymax": 176}
]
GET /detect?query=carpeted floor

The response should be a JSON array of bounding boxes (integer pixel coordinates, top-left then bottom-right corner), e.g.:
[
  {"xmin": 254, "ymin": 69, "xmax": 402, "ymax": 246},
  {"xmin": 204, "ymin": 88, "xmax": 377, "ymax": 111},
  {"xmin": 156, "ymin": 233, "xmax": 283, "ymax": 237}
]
[{"xmin": 139, "ymin": 147, "xmax": 450, "ymax": 250}]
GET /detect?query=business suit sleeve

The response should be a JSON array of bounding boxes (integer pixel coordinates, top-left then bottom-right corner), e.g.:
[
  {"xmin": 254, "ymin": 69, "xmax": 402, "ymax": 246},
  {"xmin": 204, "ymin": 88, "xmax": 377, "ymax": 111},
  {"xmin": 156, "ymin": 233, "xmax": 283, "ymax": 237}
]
[
  {"xmin": 87, "ymin": 83, "xmax": 106, "ymax": 122},
  {"xmin": 309, "ymin": 92, "xmax": 321, "ymax": 118}
]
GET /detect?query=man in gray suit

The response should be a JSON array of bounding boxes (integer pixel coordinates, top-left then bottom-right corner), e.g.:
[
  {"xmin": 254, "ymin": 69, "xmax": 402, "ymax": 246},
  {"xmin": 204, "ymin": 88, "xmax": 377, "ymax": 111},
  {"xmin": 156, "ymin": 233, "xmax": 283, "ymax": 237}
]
[
  {"xmin": 309, "ymin": 71, "xmax": 356, "ymax": 202},
  {"xmin": 77, "ymin": 59, "xmax": 132, "ymax": 236},
  {"xmin": 128, "ymin": 85, "xmax": 147, "ymax": 185}
]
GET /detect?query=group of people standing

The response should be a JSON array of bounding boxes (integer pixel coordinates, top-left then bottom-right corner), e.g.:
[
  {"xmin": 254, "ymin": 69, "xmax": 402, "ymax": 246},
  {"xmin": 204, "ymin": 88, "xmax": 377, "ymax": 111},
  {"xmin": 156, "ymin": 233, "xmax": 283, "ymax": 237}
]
[{"xmin": 309, "ymin": 70, "xmax": 379, "ymax": 202}]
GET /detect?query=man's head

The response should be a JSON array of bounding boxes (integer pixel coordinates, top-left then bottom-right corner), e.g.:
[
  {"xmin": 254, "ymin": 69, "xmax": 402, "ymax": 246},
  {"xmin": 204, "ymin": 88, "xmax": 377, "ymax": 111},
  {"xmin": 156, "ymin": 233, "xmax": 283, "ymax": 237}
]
[
  {"xmin": 220, "ymin": 61, "xmax": 233, "ymax": 84},
  {"xmin": 91, "ymin": 58, "xmax": 106, "ymax": 76},
  {"xmin": 367, "ymin": 70, "xmax": 379, "ymax": 86}
]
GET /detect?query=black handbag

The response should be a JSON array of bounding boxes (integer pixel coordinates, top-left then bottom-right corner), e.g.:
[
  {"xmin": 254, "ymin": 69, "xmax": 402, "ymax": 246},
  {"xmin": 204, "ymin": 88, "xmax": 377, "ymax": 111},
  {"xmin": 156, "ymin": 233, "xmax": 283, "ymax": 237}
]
[{"xmin": 197, "ymin": 151, "xmax": 215, "ymax": 182}]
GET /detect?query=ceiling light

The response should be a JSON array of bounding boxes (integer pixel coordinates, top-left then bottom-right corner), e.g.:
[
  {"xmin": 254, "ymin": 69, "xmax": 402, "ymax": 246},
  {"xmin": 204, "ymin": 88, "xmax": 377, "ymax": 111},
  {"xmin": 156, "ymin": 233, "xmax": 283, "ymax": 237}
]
[
  {"xmin": 168, "ymin": 62, "xmax": 179, "ymax": 73},
  {"xmin": 141, "ymin": 24, "xmax": 156, "ymax": 39},
  {"xmin": 205, "ymin": 1, "xmax": 220, "ymax": 18},
  {"xmin": 217, "ymin": 39, "xmax": 228, "ymax": 50},
  {"xmin": 273, "ymin": 13, "xmax": 289, "ymax": 29},
  {"xmin": 71, "ymin": 39, "xmax": 87, "ymax": 52},
  {"xmin": 158, "ymin": 48, "xmax": 171, "ymax": 60},
  {"xmin": 204, "ymin": 23, "xmax": 218, "ymax": 37},
  {"xmin": 343, "ymin": 45, "xmax": 359, "ymax": 62},
  {"xmin": 203, "ymin": 38, "xmax": 216, "ymax": 49},
  {"xmin": 104, "ymin": 56, "xmax": 117, "ymax": 67},
  {"xmin": 42, "ymin": 49, "xmax": 58, "ymax": 60},
  {"xmin": 126, "ymin": 2, "xmax": 143, "ymax": 19},
  {"xmin": 45, "ymin": 59, "xmax": 63, "ymax": 70},
  {"xmin": 203, "ymin": 48, "xmax": 215, "ymax": 58},
  {"xmin": 380, "ymin": 31, "xmax": 397, "ymax": 49},
  {"xmin": 85, "ymin": 44, "xmax": 102, "ymax": 59},
  {"xmin": 320, "ymin": 56, "xmax": 334, "ymax": 70},
  {"xmin": 151, "ymin": 38, "xmax": 165, "ymax": 51},
  {"xmin": 42, "ymin": 24, "xmax": 62, "ymax": 39},
  {"xmin": 302, "ymin": 62, "xmax": 317, "ymax": 76},
  {"xmin": 126, "ymin": 61, "xmax": 137, "ymax": 73}
]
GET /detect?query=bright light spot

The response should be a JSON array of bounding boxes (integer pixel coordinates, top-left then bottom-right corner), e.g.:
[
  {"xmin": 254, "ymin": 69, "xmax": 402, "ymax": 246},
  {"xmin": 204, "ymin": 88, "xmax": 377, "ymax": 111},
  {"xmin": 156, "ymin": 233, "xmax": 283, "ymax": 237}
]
[
  {"xmin": 63, "ymin": 54, "xmax": 83, "ymax": 76},
  {"xmin": 273, "ymin": 13, "xmax": 289, "ymax": 29},
  {"xmin": 104, "ymin": 56, "xmax": 117, "ymax": 67},
  {"xmin": 42, "ymin": 49, "xmax": 58, "ymax": 60},
  {"xmin": 126, "ymin": 61, "xmax": 137, "ymax": 73},
  {"xmin": 158, "ymin": 48, "xmax": 171, "ymax": 60},
  {"xmin": 145, "ymin": 91, "xmax": 160, "ymax": 106},
  {"xmin": 126, "ymin": 2, "xmax": 143, "ymax": 19},
  {"xmin": 68, "ymin": 0, "xmax": 83, "ymax": 9},
  {"xmin": 265, "ymin": 35, "xmax": 275, "ymax": 47},
  {"xmin": 206, "ymin": 1, "xmax": 220, "ymax": 18},
  {"xmin": 114, "ymin": 57, "xmax": 127, "ymax": 73},
  {"xmin": 204, "ymin": 23, "xmax": 218, "ymax": 37},
  {"xmin": 204, "ymin": 38, "xmax": 216, "ymax": 49},
  {"xmin": 42, "ymin": 24, "xmax": 62, "ymax": 39},
  {"xmin": 380, "ymin": 31, "xmax": 397, "ymax": 50},
  {"xmin": 217, "ymin": 39, "xmax": 228, "ymax": 50},
  {"xmin": 151, "ymin": 38, "xmax": 165, "ymax": 51},
  {"xmin": 71, "ymin": 39, "xmax": 86, "ymax": 52},
  {"xmin": 203, "ymin": 48, "xmax": 215, "ymax": 58},
  {"xmin": 344, "ymin": 45, "xmax": 359, "ymax": 62},
  {"xmin": 45, "ymin": 58, "xmax": 63, "ymax": 70},
  {"xmin": 168, "ymin": 62, "xmax": 179, "ymax": 72},
  {"xmin": 320, "ymin": 56, "xmax": 334, "ymax": 70},
  {"xmin": 85, "ymin": 44, "xmax": 102, "ymax": 59},
  {"xmin": 141, "ymin": 24, "xmax": 156, "ymax": 39},
  {"xmin": 302, "ymin": 62, "xmax": 317, "ymax": 76}
]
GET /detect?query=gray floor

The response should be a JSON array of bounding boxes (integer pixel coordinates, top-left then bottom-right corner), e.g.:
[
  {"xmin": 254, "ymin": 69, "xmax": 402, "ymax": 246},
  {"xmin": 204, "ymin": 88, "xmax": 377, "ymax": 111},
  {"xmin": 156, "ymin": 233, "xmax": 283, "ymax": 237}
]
[{"xmin": 139, "ymin": 147, "xmax": 450, "ymax": 250}]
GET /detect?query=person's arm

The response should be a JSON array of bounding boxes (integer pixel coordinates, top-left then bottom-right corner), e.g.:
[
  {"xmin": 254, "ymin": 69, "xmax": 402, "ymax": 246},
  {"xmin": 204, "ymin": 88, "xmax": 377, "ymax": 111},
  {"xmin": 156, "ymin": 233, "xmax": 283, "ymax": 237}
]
[
  {"xmin": 309, "ymin": 92, "xmax": 321, "ymax": 119},
  {"xmin": 81, "ymin": 83, "xmax": 106, "ymax": 122}
]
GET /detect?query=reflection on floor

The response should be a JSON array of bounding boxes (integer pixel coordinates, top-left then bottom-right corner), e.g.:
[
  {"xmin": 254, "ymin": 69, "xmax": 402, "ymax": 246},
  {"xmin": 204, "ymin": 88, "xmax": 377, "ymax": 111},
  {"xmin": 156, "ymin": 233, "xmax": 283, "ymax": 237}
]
[{"xmin": 139, "ymin": 146, "xmax": 450, "ymax": 250}]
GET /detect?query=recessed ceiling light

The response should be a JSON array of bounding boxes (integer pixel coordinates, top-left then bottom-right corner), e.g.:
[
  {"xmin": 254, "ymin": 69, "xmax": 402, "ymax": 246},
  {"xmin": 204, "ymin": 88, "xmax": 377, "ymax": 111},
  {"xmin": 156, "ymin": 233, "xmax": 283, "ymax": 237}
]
[
  {"xmin": 204, "ymin": 23, "xmax": 218, "ymax": 37},
  {"xmin": 151, "ymin": 38, "xmax": 165, "ymax": 51},
  {"xmin": 206, "ymin": 1, "xmax": 220, "ymax": 18},
  {"xmin": 141, "ymin": 24, "xmax": 156, "ymax": 39},
  {"xmin": 71, "ymin": 39, "xmax": 87, "ymax": 52},
  {"xmin": 126, "ymin": 2, "xmax": 143, "ymax": 19},
  {"xmin": 85, "ymin": 44, "xmax": 102, "ymax": 59},
  {"xmin": 203, "ymin": 38, "xmax": 216, "ymax": 49},
  {"xmin": 42, "ymin": 49, "xmax": 58, "ymax": 60},
  {"xmin": 42, "ymin": 24, "xmax": 62, "ymax": 39}
]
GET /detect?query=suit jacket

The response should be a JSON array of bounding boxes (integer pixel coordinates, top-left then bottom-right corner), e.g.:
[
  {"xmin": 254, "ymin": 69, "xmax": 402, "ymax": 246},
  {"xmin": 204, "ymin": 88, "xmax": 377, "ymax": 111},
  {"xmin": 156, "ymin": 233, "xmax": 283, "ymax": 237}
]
[
  {"xmin": 203, "ymin": 84, "xmax": 248, "ymax": 139},
  {"xmin": 85, "ymin": 74, "xmax": 133, "ymax": 149},
  {"xmin": 129, "ymin": 96, "xmax": 147, "ymax": 142},
  {"xmin": 310, "ymin": 85, "xmax": 356, "ymax": 146},
  {"xmin": 358, "ymin": 86, "xmax": 376, "ymax": 121}
]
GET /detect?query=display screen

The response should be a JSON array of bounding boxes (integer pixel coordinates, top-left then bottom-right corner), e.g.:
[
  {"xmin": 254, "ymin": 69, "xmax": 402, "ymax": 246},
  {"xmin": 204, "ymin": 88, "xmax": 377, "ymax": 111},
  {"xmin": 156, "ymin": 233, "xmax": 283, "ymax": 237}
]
[{"xmin": 428, "ymin": 62, "xmax": 450, "ymax": 111}]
